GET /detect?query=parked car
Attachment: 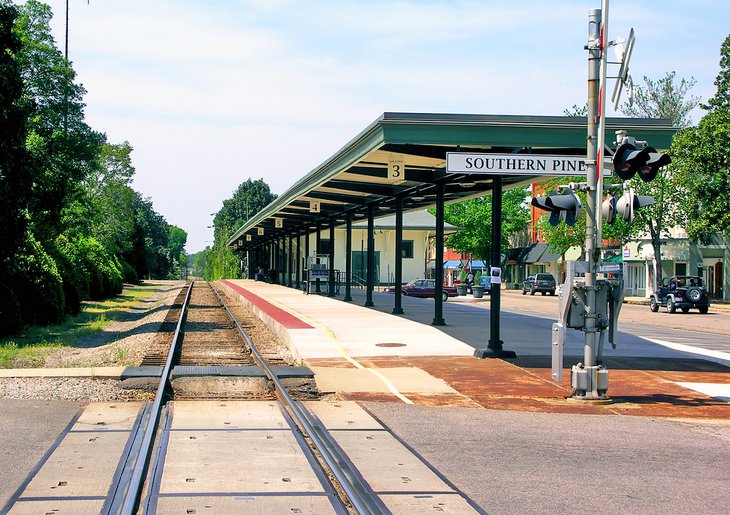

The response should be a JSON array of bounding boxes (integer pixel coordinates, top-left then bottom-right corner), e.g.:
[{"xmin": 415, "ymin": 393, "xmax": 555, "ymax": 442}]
[
  {"xmin": 477, "ymin": 275, "xmax": 492, "ymax": 294},
  {"xmin": 522, "ymin": 273, "xmax": 556, "ymax": 296},
  {"xmin": 649, "ymin": 275, "xmax": 710, "ymax": 314},
  {"xmin": 385, "ymin": 279, "xmax": 458, "ymax": 301}
]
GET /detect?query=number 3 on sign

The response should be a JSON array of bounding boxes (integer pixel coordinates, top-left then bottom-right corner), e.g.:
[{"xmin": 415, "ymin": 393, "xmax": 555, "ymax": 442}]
[{"xmin": 388, "ymin": 160, "xmax": 405, "ymax": 183}]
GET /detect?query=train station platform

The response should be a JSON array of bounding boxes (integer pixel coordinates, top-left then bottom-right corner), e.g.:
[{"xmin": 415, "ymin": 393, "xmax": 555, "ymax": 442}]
[{"xmin": 221, "ymin": 279, "xmax": 730, "ymax": 420}]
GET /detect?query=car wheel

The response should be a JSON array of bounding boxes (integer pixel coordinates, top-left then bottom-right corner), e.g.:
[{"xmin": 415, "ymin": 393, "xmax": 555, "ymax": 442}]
[
  {"xmin": 666, "ymin": 297, "xmax": 676, "ymax": 313},
  {"xmin": 442, "ymin": 291, "xmax": 449, "ymax": 302},
  {"xmin": 699, "ymin": 306, "xmax": 709, "ymax": 314},
  {"xmin": 681, "ymin": 306, "xmax": 690, "ymax": 313},
  {"xmin": 649, "ymin": 297, "xmax": 659, "ymax": 312},
  {"xmin": 549, "ymin": 290, "xmax": 555, "ymax": 296},
  {"xmin": 530, "ymin": 287, "xmax": 536, "ymax": 296},
  {"xmin": 687, "ymin": 288, "xmax": 702, "ymax": 302},
  {"xmin": 522, "ymin": 289, "xmax": 527, "ymax": 295}
]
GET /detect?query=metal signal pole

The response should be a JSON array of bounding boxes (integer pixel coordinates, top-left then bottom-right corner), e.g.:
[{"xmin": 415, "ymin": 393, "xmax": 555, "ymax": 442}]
[{"xmin": 572, "ymin": 5, "xmax": 609, "ymax": 400}]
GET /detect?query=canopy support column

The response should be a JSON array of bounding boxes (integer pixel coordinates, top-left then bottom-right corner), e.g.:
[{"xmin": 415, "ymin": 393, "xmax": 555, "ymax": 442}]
[
  {"xmin": 328, "ymin": 219, "xmax": 336, "ymax": 297},
  {"xmin": 393, "ymin": 195, "xmax": 404, "ymax": 315},
  {"xmin": 344, "ymin": 214, "xmax": 353, "ymax": 302},
  {"xmin": 365, "ymin": 205, "xmax": 375, "ymax": 307},
  {"xmin": 432, "ymin": 182, "xmax": 446, "ymax": 325}
]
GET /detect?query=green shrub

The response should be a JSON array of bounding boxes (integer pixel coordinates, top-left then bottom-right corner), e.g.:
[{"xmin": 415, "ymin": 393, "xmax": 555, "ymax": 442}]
[
  {"xmin": 53, "ymin": 235, "xmax": 122, "ymax": 303},
  {"xmin": 79, "ymin": 238, "xmax": 122, "ymax": 299},
  {"xmin": 0, "ymin": 282, "xmax": 22, "ymax": 337},
  {"xmin": 11, "ymin": 233, "xmax": 65, "ymax": 327},
  {"xmin": 53, "ymin": 235, "xmax": 90, "ymax": 314},
  {"xmin": 119, "ymin": 259, "xmax": 139, "ymax": 284}
]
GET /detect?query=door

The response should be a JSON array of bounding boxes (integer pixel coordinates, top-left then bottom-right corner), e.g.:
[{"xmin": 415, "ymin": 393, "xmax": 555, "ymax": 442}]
[{"xmin": 352, "ymin": 251, "xmax": 380, "ymax": 285}]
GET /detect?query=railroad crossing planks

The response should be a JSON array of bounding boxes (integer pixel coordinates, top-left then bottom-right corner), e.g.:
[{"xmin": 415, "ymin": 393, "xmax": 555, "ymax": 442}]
[{"xmin": 5, "ymin": 402, "xmax": 145, "ymax": 515}]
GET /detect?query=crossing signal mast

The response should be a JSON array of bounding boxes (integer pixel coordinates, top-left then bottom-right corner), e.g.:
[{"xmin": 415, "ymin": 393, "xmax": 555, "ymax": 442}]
[{"xmin": 545, "ymin": 1, "xmax": 672, "ymax": 401}]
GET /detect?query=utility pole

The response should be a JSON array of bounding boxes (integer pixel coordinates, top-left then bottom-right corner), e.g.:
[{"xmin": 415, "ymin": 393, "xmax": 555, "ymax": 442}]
[{"xmin": 570, "ymin": 4, "xmax": 610, "ymax": 400}]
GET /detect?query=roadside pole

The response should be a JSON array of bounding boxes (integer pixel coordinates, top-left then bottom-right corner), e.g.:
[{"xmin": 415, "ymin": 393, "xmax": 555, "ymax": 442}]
[{"xmin": 572, "ymin": 4, "xmax": 609, "ymax": 400}]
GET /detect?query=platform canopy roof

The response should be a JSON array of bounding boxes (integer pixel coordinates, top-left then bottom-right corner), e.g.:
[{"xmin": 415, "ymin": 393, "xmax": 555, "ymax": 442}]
[{"xmin": 227, "ymin": 112, "xmax": 674, "ymax": 250}]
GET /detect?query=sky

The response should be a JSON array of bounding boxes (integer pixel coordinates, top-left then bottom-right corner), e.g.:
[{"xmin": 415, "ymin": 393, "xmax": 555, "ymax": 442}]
[{"xmin": 29, "ymin": 0, "xmax": 730, "ymax": 253}]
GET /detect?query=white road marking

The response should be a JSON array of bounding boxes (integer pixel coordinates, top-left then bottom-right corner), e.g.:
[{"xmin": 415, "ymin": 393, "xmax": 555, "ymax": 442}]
[
  {"xmin": 642, "ymin": 337, "xmax": 730, "ymax": 368},
  {"xmin": 676, "ymin": 382, "xmax": 730, "ymax": 403}
]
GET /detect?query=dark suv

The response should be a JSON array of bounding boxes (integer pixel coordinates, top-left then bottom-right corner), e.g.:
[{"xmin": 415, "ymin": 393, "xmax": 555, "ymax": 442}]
[
  {"xmin": 522, "ymin": 273, "xmax": 556, "ymax": 296},
  {"xmin": 649, "ymin": 275, "xmax": 710, "ymax": 314}
]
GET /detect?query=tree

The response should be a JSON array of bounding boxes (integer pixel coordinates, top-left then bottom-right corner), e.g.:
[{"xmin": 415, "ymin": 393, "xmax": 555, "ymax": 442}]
[
  {"xmin": 206, "ymin": 178, "xmax": 276, "ymax": 280},
  {"xmin": 0, "ymin": 2, "xmax": 33, "ymax": 334},
  {"xmin": 670, "ymin": 33, "xmax": 730, "ymax": 241},
  {"xmin": 15, "ymin": 0, "xmax": 105, "ymax": 245},
  {"xmin": 535, "ymin": 178, "xmax": 639, "ymax": 278},
  {"xmin": 701, "ymin": 34, "xmax": 730, "ymax": 112},
  {"xmin": 442, "ymin": 188, "xmax": 531, "ymax": 264},
  {"xmin": 564, "ymin": 104, "xmax": 588, "ymax": 117},
  {"xmin": 621, "ymin": 72, "xmax": 699, "ymax": 128},
  {"xmin": 0, "ymin": 2, "xmax": 33, "ymax": 265},
  {"xmin": 671, "ymin": 108, "xmax": 730, "ymax": 242},
  {"xmin": 620, "ymin": 71, "xmax": 700, "ymax": 282}
]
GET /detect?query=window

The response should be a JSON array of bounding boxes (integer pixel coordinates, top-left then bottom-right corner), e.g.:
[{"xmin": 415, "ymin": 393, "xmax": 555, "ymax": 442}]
[
  {"xmin": 317, "ymin": 239, "xmax": 330, "ymax": 255},
  {"xmin": 401, "ymin": 240, "xmax": 414, "ymax": 259},
  {"xmin": 675, "ymin": 262, "xmax": 687, "ymax": 276}
]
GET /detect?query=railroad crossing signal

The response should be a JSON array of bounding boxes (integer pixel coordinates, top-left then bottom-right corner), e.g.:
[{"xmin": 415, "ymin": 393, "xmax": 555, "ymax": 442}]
[
  {"xmin": 602, "ymin": 193, "xmax": 618, "ymax": 224},
  {"xmin": 531, "ymin": 190, "xmax": 583, "ymax": 227},
  {"xmin": 612, "ymin": 143, "xmax": 671, "ymax": 182},
  {"xmin": 614, "ymin": 188, "xmax": 654, "ymax": 224}
]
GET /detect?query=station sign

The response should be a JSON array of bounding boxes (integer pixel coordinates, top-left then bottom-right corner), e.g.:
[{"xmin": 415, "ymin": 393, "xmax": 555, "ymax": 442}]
[
  {"xmin": 446, "ymin": 152, "xmax": 610, "ymax": 176},
  {"xmin": 274, "ymin": 217, "xmax": 283, "ymax": 228}
]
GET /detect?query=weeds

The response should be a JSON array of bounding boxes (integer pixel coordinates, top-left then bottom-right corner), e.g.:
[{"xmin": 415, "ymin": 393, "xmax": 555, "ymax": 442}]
[{"xmin": 0, "ymin": 282, "xmax": 163, "ymax": 368}]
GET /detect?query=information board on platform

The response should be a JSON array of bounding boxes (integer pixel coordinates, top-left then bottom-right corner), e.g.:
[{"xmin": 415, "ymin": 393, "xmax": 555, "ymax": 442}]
[{"xmin": 446, "ymin": 152, "xmax": 610, "ymax": 176}]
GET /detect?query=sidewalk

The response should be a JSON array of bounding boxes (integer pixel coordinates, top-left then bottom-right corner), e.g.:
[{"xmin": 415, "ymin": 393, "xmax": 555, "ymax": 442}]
[{"xmin": 222, "ymin": 280, "xmax": 730, "ymax": 420}]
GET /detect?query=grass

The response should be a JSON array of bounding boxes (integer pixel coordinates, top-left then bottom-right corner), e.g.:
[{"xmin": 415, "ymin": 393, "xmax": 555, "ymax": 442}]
[{"xmin": 0, "ymin": 282, "xmax": 163, "ymax": 369}]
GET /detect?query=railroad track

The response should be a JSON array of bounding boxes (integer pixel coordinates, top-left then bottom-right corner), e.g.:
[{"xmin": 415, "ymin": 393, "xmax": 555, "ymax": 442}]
[
  {"xmin": 103, "ymin": 281, "xmax": 383, "ymax": 514},
  {"xmin": 4, "ymin": 281, "xmax": 482, "ymax": 515}
]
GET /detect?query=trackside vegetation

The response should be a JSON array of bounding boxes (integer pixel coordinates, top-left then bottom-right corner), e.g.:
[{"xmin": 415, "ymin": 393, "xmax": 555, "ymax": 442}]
[{"xmin": 0, "ymin": 1, "xmax": 187, "ymax": 337}]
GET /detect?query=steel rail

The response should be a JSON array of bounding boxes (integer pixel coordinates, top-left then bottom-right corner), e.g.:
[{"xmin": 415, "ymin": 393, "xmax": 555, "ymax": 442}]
[
  {"xmin": 113, "ymin": 281, "xmax": 194, "ymax": 515},
  {"xmin": 210, "ymin": 282, "xmax": 384, "ymax": 515}
]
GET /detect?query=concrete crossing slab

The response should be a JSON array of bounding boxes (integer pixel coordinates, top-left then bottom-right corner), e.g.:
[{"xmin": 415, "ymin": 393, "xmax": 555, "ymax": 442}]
[
  {"xmin": 6, "ymin": 499, "xmax": 104, "ymax": 515},
  {"xmin": 8, "ymin": 402, "xmax": 144, "ymax": 510},
  {"xmin": 169, "ymin": 400, "xmax": 288, "ymax": 430},
  {"xmin": 306, "ymin": 401, "xmax": 479, "ymax": 511},
  {"xmin": 154, "ymin": 495, "xmax": 336, "ymax": 514},
  {"xmin": 158, "ymin": 430, "xmax": 326, "ymax": 494}
]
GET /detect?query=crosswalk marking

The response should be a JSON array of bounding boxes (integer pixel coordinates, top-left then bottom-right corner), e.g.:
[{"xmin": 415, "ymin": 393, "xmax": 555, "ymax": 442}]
[{"xmin": 676, "ymin": 382, "xmax": 730, "ymax": 403}]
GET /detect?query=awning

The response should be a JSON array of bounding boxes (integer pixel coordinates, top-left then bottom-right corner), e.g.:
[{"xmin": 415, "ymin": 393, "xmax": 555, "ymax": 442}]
[
  {"xmin": 604, "ymin": 254, "xmax": 623, "ymax": 262},
  {"xmin": 226, "ymin": 112, "xmax": 675, "ymax": 250},
  {"xmin": 435, "ymin": 260, "xmax": 488, "ymax": 269},
  {"xmin": 511, "ymin": 243, "xmax": 561, "ymax": 264}
]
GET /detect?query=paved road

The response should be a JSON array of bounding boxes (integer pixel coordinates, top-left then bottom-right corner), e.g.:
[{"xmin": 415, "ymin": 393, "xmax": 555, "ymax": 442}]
[
  {"xmin": 356, "ymin": 289, "xmax": 730, "ymax": 365},
  {"xmin": 365, "ymin": 401, "xmax": 730, "ymax": 515}
]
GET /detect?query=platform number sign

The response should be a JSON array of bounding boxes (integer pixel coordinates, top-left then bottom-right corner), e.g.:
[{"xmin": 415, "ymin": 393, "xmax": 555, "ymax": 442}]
[
  {"xmin": 388, "ymin": 159, "xmax": 405, "ymax": 184},
  {"xmin": 246, "ymin": 234, "xmax": 252, "ymax": 241},
  {"xmin": 310, "ymin": 201, "xmax": 321, "ymax": 213},
  {"xmin": 257, "ymin": 227, "xmax": 264, "ymax": 236},
  {"xmin": 274, "ymin": 217, "xmax": 283, "ymax": 228}
]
